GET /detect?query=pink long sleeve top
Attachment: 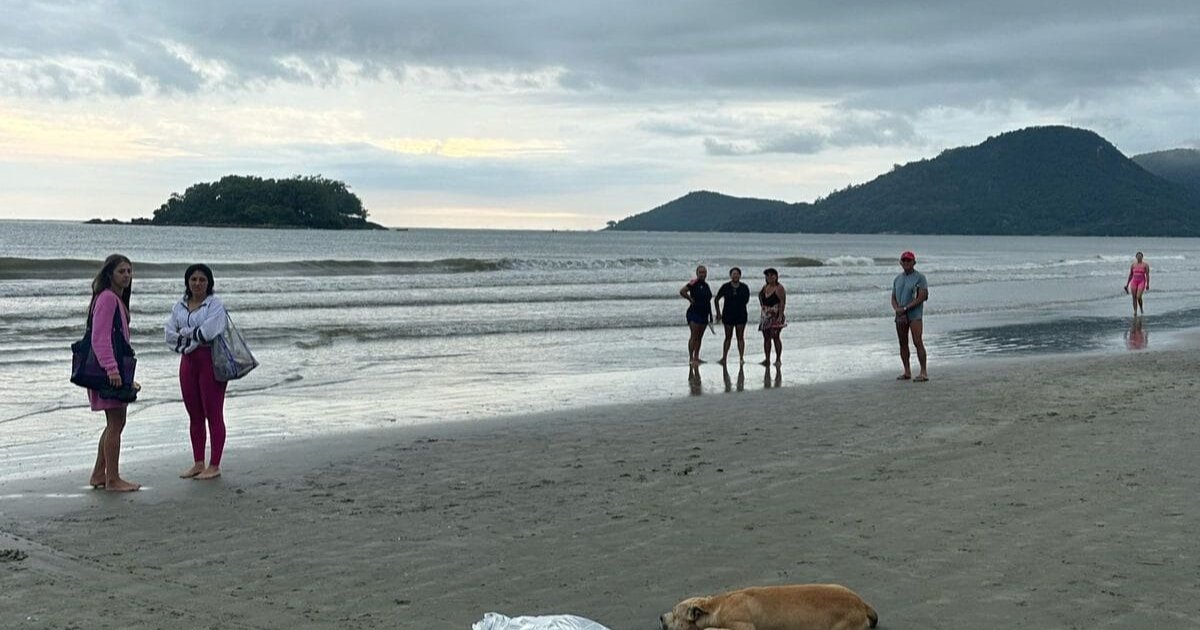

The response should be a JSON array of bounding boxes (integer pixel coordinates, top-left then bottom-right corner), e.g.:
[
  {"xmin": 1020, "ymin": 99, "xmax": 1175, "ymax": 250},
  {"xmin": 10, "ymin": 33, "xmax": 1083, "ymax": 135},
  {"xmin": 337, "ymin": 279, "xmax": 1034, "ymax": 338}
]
[{"xmin": 90, "ymin": 289, "xmax": 131, "ymax": 376}]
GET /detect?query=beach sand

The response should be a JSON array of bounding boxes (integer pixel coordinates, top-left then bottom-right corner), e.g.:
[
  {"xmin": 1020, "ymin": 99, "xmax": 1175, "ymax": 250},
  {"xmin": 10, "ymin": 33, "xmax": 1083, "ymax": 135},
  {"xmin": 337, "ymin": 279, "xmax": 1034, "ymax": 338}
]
[{"xmin": 3, "ymin": 343, "xmax": 1200, "ymax": 629}]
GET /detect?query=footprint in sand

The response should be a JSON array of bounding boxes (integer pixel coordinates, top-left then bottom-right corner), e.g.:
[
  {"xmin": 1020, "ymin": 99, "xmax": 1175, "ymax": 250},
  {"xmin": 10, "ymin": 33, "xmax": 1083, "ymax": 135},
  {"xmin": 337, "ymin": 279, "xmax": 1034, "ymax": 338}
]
[{"xmin": 0, "ymin": 549, "xmax": 29, "ymax": 562}]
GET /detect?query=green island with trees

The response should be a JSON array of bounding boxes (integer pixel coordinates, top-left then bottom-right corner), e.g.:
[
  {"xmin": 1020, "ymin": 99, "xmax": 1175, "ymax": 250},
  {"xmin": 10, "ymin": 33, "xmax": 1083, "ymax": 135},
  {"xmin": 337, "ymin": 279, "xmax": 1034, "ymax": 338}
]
[{"xmin": 88, "ymin": 175, "xmax": 386, "ymax": 230}]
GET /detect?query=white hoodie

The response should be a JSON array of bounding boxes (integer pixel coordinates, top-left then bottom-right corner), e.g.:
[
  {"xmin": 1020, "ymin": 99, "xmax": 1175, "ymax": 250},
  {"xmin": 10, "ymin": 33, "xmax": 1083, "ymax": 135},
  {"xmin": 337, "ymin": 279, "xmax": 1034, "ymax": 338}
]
[{"xmin": 164, "ymin": 294, "xmax": 228, "ymax": 355}]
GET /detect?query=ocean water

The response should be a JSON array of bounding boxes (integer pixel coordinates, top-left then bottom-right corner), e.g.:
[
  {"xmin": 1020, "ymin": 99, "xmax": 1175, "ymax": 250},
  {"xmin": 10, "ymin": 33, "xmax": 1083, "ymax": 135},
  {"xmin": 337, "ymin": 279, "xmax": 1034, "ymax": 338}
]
[{"xmin": 3, "ymin": 219, "xmax": 1200, "ymax": 482}]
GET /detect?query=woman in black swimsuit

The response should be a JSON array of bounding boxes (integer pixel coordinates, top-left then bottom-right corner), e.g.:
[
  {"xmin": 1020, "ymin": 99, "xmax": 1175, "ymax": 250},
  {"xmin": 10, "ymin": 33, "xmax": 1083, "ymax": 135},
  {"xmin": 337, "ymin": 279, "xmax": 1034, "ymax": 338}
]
[
  {"xmin": 679, "ymin": 265, "xmax": 713, "ymax": 365},
  {"xmin": 714, "ymin": 267, "xmax": 750, "ymax": 365},
  {"xmin": 758, "ymin": 268, "xmax": 787, "ymax": 365}
]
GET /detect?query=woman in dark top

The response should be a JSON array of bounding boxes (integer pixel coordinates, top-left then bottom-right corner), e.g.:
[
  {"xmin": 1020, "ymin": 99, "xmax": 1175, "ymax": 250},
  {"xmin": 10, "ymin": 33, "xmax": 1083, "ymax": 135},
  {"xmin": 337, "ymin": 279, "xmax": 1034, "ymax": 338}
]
[
  {"xmin": 758, "ymin": 267, "xmax": 787, "ymax": 365},
  {"xmin": 714, "ymin": 266, "xmax": 751, "ymax": 365},
  {"xmin": 679, "ymin": 265, "xmax": 713, "ymax": 365}
]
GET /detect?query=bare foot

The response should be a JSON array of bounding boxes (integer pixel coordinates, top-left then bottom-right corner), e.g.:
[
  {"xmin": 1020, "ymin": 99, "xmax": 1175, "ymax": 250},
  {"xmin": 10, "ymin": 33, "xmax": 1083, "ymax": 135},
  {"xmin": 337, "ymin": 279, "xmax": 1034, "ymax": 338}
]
[
  {"xmin": 196, "ymin": 466, "xmax": 221, "ymax": 480},
  {"xmin": 760, "ymin": 359, "xmax": 770, "ymax": 366},
  {"xmin": 717, "ymin": 357, "xmax": 727, "ymax": 365},
  {"xmin": 179, "ymin": 463, "xmax": 205, "ymax": 479},
  {"xmin": 774, "ymin": 360, "xmax": 781, "ymax": 366},
  {"xmin": 89, "ymin": 475, "xmax": 106, "ymax": 489},
  {"xmin": 104, "ymin": 479, "xmax": 141, "ymax": 492}
]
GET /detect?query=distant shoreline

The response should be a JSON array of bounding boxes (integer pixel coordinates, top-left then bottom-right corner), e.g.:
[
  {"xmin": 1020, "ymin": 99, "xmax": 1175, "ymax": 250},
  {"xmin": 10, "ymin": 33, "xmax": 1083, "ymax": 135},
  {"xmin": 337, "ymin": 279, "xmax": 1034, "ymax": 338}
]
[{"xmin": 84, "ymin": 217, "xmax": 390, "ymax": 230}]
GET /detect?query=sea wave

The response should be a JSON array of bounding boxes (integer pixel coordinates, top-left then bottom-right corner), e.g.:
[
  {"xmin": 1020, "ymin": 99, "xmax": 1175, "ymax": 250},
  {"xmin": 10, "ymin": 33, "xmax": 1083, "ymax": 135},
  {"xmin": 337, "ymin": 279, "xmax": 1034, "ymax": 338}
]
[
  {"xmin": 1049, "ymin": 254, "xmax": 1186, "ymax": 267},
  {"xmin": 503, "ymin": 256, "xmax": 682, "ymax": 270},
  {"xmin": 824, "ymin": 255, "xmax": 875, "ymax": 267},
  {"xmin": 0, "ymin": 257, "xmax": 505, "ymax": 279},
  {"xmin": 0, "ymin": 291, "xmax": 688, "ymax": 322},
  {"xmin": 777, "ymin": 256, "xmax": 825, "ymax": 267},
  {"xmin": 0, "ymin": 256, "xmax": 685, "ymax": 280},
  {"xmin": 917, "ymin": 254, "xmax": 1191, "ymax": 274}
]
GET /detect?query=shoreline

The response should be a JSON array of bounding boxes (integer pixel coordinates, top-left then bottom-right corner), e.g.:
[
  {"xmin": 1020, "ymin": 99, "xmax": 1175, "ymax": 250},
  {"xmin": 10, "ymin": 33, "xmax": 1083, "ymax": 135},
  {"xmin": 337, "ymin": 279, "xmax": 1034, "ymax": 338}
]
[
  {"xmin": 5, "ymin": 343, "xmax": 1200, "ymax": 628},
  {"xmin": 3, "ymin": 320, "xmax": 1184, "ymax": 488}
]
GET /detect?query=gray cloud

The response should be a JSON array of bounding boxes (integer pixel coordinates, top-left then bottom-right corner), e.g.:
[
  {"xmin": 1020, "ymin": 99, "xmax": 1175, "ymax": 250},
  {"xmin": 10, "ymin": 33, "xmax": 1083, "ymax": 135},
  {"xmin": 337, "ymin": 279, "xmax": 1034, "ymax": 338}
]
[
  {"xmin": 99, "ymin": 67, "xmax": 145, "ymax": 97},
  {"xmin": 640, "ymin": 113, "xmax": 752, "ymax": 138},
  {"xmin": 702, "ymin": 138, "xmax": 747, "ymax": 156},
  {"xmin": 2, "ymin": 0, "xmax": 1197, "ymax": 113},
  {"xmin": 829, "ymin": 114, "xmax": 917, "ymax": 147},
  {"xmin": 640, "ymin": 120, "xmax": 710, "ymax": 138},
  {"xmin": 702, "ymin": 133, "xmax": 826, "ymax": 157},
  {"xmin": 163, "ymin": 141, "xmax": 683, "ymax": 199},
  {"xmin": 758, "ymin": 132, "xmax": 827, "ymax": 155},
  {"xmin": 129, "ymin": 45, "xmax": 205, "ymax": 94},
  {"xmin": 653, "ymin": 109, "xmax": 920, "ymax": 156}
]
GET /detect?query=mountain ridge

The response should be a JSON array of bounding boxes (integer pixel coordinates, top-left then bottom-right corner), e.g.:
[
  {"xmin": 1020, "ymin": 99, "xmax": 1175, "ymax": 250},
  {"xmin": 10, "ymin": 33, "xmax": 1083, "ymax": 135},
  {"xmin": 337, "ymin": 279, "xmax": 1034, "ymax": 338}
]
[
  {"xmin": 609, "ymin": 126, "xmax": 1200, "ymax": 236},
  {"xmin": 1132, "ymin": 148, "xmax": 1200, "ymax": 199}
]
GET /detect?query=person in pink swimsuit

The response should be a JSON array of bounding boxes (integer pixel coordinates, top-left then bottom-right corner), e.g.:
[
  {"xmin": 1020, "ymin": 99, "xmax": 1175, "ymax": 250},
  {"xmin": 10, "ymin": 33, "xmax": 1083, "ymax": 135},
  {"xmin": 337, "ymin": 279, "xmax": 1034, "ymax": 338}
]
[
  {"xmin": 1124, "ymin": 252, "xmax": 1150, "ymax": 316},
  {"xmin": 86, "ymin": 254, "xmax": 141, "ymax": 492}
]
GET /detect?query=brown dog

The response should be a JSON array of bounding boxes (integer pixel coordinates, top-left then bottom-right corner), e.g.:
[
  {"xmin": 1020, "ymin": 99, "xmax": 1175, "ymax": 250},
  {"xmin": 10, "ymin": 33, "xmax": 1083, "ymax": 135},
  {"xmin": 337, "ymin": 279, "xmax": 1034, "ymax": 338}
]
[{"xmin": 660, "ymin": 584, "xmax": 878, "ymax": 630}]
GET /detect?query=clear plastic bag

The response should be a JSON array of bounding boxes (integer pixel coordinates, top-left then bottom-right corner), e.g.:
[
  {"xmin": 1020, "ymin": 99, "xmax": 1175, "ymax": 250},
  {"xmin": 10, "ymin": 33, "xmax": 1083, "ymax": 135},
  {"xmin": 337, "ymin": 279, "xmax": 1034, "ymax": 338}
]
[
  {"xmin": 211, "ymin": 313, "xmax": 259, "ymax": 381},
  {"xmin": 471, "ymin": 612, "xmax": 609, "ymax": 630}
]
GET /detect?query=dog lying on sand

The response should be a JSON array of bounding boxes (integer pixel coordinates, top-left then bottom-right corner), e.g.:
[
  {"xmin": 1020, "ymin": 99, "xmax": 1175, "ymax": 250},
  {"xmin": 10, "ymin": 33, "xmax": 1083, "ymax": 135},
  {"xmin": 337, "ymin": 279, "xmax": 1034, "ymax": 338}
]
[{"xmin": 660, "ymin": 583, "xmax": 877, "ymax": 630}]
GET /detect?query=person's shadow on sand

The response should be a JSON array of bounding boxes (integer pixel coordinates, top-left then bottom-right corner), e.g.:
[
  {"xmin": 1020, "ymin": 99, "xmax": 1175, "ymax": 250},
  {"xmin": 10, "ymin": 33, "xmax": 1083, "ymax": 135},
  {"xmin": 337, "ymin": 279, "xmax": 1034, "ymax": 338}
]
[
  {"xmin": 1125, "ymin": 316, "xmax": 1148, "ymax": 351},
  {"xmin": 722, "ymin": 363, "xmax": 745, "ymax": 392}
]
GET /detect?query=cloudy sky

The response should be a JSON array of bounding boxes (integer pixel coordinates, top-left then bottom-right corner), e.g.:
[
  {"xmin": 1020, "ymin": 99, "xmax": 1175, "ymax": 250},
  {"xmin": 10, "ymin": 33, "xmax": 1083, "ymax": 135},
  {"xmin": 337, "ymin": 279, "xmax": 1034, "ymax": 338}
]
[{"xmin": 1, "ymin": 1, "xmax": 1198, "ymax": 229}]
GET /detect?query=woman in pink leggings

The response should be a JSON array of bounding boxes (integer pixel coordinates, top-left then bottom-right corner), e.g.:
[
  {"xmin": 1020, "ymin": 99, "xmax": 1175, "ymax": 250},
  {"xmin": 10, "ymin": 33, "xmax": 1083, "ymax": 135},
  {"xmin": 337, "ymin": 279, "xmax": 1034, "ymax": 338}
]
[{"xmin": 164, "ymin": 264, "xmax": 229, "ymax": 480}]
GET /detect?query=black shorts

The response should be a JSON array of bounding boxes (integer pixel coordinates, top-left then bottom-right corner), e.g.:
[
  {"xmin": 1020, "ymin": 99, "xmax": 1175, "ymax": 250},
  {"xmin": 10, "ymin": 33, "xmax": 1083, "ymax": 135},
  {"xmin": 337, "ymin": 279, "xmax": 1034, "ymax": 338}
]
[{"xmin": 722, "ymin": 313, "xmax": 748, "ymax": 327}]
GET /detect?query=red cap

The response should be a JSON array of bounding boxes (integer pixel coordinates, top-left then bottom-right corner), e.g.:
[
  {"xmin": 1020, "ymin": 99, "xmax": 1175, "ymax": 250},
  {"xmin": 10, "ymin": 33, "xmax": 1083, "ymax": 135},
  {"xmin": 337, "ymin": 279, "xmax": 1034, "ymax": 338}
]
[{"xmin": 900, "ymin": 251, "xmax": 916, "ymax": 261}]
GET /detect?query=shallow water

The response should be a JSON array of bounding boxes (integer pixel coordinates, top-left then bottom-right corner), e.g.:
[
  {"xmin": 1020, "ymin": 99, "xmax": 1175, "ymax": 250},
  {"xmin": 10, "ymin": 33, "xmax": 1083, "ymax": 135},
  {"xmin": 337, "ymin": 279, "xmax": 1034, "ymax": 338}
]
[{"xmin": 2, "ymin": 220, "xmax": 1198, "ymax": 481}]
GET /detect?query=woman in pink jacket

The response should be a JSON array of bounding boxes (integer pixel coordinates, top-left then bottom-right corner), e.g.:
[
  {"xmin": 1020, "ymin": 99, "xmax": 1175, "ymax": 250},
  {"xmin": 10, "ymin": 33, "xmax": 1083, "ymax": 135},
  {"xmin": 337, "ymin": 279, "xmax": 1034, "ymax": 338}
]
[{"xmin": 87, "ymin": 254, "xmax": 141, "ymax": 492}]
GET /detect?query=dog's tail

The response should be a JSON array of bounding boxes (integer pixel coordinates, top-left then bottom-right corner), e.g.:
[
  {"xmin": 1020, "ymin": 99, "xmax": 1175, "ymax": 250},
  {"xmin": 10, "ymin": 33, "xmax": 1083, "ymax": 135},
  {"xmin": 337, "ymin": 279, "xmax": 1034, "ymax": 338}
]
[{"xmin": 865, "ymin": 603, "xmax": 878, "ymax": 628}]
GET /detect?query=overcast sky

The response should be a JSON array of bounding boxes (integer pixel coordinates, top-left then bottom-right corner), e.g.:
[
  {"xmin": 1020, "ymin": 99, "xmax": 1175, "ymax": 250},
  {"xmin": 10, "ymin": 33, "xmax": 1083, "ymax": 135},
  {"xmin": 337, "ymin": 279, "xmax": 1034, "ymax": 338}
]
[{"xmin": 1, "ymin": 1, "xmax": 1198, "ymax": 229}]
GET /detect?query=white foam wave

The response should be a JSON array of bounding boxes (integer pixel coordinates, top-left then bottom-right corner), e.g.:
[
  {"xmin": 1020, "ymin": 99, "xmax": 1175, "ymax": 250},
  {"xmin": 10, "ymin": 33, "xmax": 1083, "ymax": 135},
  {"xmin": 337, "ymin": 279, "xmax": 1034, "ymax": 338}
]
[
  {"xmin": 1051, "ymin": 254, "xmax": 1185, "ymax": 267},
  {"xmin": 501, "ymin": 257, "xmax": 683, "ymax": 270},
  {"xmin": 824, "ymin": 255, "xmax": 875, "ymax": 267}
]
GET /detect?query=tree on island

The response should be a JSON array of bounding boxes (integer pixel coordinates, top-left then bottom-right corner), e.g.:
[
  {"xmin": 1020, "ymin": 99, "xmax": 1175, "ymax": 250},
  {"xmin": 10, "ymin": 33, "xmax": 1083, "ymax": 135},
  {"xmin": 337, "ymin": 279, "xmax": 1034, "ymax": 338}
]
[{"xmin": 149, "ymin": 175, "xmax": 383, "ymax": 229}]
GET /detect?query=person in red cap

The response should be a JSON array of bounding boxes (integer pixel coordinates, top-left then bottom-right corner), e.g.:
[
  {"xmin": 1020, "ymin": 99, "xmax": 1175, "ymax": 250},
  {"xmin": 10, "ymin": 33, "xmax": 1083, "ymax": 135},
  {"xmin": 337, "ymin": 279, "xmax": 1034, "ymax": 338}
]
[{"xmin": 891, "ymin": 250, "xmax": 928, "ymax": 381}]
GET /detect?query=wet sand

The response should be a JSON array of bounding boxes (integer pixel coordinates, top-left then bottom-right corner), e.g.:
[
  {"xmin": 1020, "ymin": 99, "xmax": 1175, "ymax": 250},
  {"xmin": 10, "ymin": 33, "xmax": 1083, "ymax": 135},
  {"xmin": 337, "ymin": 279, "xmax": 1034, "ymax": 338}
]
[{"xmin": 3, "ymin": 342, "xmax": 1200, "ymax": 629}]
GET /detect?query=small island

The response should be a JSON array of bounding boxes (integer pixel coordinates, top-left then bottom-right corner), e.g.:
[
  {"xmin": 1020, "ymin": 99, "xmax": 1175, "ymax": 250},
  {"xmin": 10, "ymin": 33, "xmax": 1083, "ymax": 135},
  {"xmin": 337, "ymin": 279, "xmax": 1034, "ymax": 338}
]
[{"xmin": 89, "ymin": 175, "xmax": 386, "ymax": 230}]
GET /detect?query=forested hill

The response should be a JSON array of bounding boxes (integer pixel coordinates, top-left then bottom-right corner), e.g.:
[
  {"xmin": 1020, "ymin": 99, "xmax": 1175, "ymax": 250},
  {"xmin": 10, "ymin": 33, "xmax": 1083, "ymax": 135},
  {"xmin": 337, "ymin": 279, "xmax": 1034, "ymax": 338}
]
[
  {"xmin": 1132, "ymin": 148, "xmax": 1200, "ymax": 199},
  {"xmin": 609, "ymin": 191, "xmax": 798, "ymax": 232},
  {"xmin": 139, "ymin": 175, "xmax": 385, "ymax": 229},
  {"xmin": 608, "ymin": 126, "xmax": 1200, "ymax": 236}
]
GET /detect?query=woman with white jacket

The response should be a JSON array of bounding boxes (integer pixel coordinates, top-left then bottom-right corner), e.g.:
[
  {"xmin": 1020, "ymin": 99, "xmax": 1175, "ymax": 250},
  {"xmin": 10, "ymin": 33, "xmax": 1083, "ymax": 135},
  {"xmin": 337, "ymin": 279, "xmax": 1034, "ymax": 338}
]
[{"xmin": 164, "ymin": 264, "xmax": 229, "ymax": 480}]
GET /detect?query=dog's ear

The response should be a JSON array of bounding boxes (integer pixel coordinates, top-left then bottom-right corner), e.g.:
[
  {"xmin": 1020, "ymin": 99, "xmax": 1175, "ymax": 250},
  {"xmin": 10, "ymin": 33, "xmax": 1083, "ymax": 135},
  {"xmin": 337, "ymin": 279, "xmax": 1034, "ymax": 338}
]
[{"xmin": 686, "ymin": 604, "xmax": 708, "ymax": 622}]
